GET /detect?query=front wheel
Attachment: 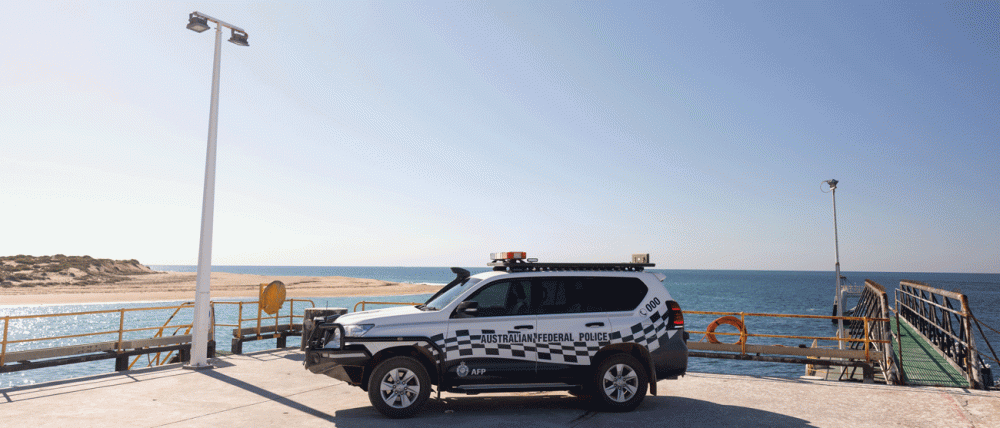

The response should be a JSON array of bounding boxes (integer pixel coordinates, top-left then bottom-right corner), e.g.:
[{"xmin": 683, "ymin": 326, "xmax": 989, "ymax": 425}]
[
  {"xmin": 592, "ymin": 354, "xmax": 648, "ymax": 412},
  {"xmin": 367, "ymin": 356, "xmax": 431, "ymax": 418}
]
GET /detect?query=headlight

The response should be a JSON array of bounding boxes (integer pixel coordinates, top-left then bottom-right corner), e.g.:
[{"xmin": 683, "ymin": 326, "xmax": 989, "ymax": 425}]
[
  {"xmin": 323, "ymin": 324, "xmax": 374, "ymax": 349},
  {"xmin": 324, "ymin": 328, "xmax": 342, "ymax": 349},
  {"xmin": 343, "ymin": 324, "xmax": 375, "ymax": 337}
]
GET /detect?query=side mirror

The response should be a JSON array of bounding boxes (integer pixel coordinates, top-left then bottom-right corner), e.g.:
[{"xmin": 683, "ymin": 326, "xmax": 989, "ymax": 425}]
[{"xmin": 453, "ymin": 301, "xmax": 478, "ymax": 318}]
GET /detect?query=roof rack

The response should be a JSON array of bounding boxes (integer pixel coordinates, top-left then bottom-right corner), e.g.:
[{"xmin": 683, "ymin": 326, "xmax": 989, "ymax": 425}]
[{"xmin": 488, "ymin": 260, "xmax": 654, "ymax": 273}]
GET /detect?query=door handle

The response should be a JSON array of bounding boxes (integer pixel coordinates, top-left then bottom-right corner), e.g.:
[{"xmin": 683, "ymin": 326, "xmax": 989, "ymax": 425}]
[
  {"xmin": 585, "ymin": 322, "xmax": 605, "ymax": 327},
  {"xmin": 514, "ymin": 325, "xmax": 534, "ymax": 330}
]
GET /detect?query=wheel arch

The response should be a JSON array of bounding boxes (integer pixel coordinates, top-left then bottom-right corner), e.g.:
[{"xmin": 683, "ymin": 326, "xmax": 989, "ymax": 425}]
[
  {"xmin": 362, "ymin": 345, "xmax": 438, "ymax": 392},
  {"xmin": 593, "ymin": 343, "xmax": 657, "ymax": 396}
]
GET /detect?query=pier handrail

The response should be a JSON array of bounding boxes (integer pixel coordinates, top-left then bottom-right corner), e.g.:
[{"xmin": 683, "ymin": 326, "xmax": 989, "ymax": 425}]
[
  {"xmin": 129, "ymin": 302, "xmax": 196, "ymax": 369},
  {"xmin": 686, "ymin": 309, "xmax": 891, "ymax": 384},
  {"xmin": 686, "ymin": 310, "xmax": 890, "ymax": 348},
  {"xmin": 215, "ymin": 299, "xmax": 315, "ymax": 339},
  {"xmin": 968, "ymin": 311, "xmax": 1000, "ymax": 368},
  {"xmin": 895, "ymin": 281, "xmax": 994, "ymax": 389},
  {"xmin": 1, "ymin": 304, "xmax": 197, "ymax": 367},
  {"xmin": 2, "ymin": 298, "xmax": 315, "ymax": 370},
  {"xmin": 844, "ymin": 280, "xmax": 899, "ymax": 384}
]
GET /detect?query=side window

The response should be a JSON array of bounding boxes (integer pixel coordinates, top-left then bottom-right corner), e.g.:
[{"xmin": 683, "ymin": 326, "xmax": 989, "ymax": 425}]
[
  {"xmin": 535, "ymin": 277, "xmax": 649, "ymax": 314},
  {"xmin": 461, "ymin": 280, "xmax": 532, "ymax": 317},
  {"xmin": 582, "ymin": 277, "xmax": 648, "ymax": 312},
  {"xmin": 535, "ymin": 277, "xmax": 581, "ymax": 315}
]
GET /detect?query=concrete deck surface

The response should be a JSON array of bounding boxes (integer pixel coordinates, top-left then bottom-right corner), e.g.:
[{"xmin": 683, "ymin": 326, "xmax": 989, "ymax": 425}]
[{"xmin": 2, "ymin": 349, "xmax": 997, "ymax": 427}]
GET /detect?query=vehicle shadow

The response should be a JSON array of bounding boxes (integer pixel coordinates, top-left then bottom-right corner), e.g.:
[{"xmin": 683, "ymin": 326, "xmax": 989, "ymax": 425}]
[{"xmin": 332, "ymin": 392, "xmax": 815, "ymax": 427}]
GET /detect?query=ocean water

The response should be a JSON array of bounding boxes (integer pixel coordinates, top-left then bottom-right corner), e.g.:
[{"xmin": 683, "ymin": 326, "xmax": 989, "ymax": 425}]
[{"xmin": 2, "ymin": 267, "xmax": 997, "ymax": 388}]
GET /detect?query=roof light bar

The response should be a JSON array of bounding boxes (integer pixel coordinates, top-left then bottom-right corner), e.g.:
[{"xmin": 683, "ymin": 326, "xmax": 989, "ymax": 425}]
[
  {"xmin": 491, "ymin": 252, "xmax": 527, "ymax": 260},
  {"xmin": 487, "ymin": 253, "xmax": 654, "ymax": 272}
]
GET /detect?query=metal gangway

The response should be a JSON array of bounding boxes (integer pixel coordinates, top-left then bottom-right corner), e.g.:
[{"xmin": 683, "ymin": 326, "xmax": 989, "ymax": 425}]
[
  {"xmin": 893, "ymin": 280, "xmax": 996, "ymax": 389},
  {"xmin": 689, "ymin": 279, "xmax": 997, "ymax": 390}
]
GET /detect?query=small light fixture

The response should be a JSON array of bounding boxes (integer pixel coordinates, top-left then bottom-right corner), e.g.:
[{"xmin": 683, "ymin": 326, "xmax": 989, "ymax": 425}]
[
  {"xmin": 186, "ymin": 13, "xmax": 210, "ymax": 32},
  {"xmin": 228, "ymin": 29, "xmax": 249, "ymax": 46}
]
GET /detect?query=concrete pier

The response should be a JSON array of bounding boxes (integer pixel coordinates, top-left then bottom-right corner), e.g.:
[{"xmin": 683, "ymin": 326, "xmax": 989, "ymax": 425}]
[{"xmin": 2, "ymin": 349, "xmax": 997, "ymax": 427}]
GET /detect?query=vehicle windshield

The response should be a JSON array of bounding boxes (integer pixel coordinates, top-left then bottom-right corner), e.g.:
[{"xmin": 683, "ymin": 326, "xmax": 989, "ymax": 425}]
[{"xmin": 421, "ymin": 277, "xmax": 481, "ymax": 311}]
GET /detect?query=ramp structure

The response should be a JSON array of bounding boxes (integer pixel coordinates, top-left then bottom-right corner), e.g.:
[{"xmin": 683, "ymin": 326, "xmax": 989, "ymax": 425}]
[{"xmin": 894, "ymin": 280, "xmax": 995, "ymax": 389}]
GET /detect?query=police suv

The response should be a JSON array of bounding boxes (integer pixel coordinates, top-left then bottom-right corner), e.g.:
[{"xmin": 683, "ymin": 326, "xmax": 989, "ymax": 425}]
[{"xmin": 304, "ymin": 253, "xmax": 688, "ymax": 418}]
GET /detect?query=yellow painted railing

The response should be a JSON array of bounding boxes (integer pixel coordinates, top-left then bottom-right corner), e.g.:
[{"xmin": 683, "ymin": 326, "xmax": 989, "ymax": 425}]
[
  {"xmin": 129, "ymin": 302, "xmax": 196, "ymax": 369},
  {"xmin": 686, "ymin": 310, "xmax": 891, "ymax": 362},
  {"xmin": 1, "ymin": 305, "xmax": 196, "ymax": 367},
  {"xmin": 217, "ymin": 299, "xmax": 315, "ymax": 340},
  {"xmin": 1, "ymin": 299, "xmax": 317, "ymax": 369}
]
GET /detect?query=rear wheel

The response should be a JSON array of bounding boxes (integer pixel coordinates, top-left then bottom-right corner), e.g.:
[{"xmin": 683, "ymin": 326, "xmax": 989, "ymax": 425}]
[
  {"xmin": 592, "ymin": 354, "xmax": 648, "ymax": 412},
  {"xmin": 367, "ymin": 356, "xmax": 431, "ymax": 418}
]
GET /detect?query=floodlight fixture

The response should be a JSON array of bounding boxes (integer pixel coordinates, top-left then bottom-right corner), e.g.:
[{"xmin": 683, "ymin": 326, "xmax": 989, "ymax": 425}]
[
  {"xmin": 187, "ymin": 12, "xmax": 210, "ymax": 32},
  {"xmin": 229, "ymin": 29, "xmax": 249, "ymax": 47}
]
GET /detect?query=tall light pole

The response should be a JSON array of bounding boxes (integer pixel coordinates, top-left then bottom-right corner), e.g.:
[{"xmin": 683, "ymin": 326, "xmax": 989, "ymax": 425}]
[
  {"xmin": 824, "ymin": 179, "xmax": 844, "ymax": 350},
  {"xmin": 185, "ymin": 12, "xmax": 249, "ymax": 369}
]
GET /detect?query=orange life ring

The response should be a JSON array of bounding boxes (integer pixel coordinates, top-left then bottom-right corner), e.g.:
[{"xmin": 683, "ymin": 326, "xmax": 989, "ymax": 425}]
[{"xmin": 705, "ymin": 316, "xmax": 747, "ymax": 344}]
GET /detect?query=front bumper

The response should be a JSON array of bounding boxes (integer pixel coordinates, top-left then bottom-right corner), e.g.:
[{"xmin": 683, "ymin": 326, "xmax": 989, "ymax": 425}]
[
  {"xmin": 304, "ymin": 347, "xmax": 371, "ymax": 385},
  {"xmin": 303, "ymin": 318, "xmax": 371, "ymax": 385}
]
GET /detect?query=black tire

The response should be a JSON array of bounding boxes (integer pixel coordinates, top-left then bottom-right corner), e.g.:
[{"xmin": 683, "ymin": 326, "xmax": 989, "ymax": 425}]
[
  {"xmin": 592, "ymin": 354, "xmax": 648, "ymax": 412},
  {"xmin": 367, "ymin": 356, "xmax": 431, "ymax": 418}
]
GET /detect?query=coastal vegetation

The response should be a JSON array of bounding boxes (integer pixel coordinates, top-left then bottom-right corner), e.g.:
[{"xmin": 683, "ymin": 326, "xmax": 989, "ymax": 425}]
[{"xmin": 0, "ymin": 255, "xmax": 154, "ymax": 288}]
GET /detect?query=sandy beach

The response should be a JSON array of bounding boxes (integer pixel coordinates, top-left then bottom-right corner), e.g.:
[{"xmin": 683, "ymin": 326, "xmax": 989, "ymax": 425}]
[{"xmin": 0, "ymin": 271, "xmax": 442, "ymax": 305}]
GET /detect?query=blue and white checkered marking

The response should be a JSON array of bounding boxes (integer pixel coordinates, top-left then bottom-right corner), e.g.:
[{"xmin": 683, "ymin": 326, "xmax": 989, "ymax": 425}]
[{"xmin": 430, "ymin": 307, "xmax": 673, "ymax": 365}]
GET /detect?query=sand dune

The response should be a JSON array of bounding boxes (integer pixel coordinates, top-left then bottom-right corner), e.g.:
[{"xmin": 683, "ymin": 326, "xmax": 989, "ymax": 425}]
[{"xmin": 1, "ymin": 271, "xmax": 441, "ymax": 305}]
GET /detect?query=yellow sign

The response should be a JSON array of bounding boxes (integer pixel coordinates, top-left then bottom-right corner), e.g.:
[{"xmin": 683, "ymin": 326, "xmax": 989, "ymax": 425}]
[{"xmin": 259, "ymin": 280, "xmax": 286, "ymax": 315}]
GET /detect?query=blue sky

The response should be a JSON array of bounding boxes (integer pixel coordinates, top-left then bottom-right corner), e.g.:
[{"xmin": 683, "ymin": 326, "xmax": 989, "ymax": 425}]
[{"xmin": 2, "ymin": 1, "xmax": 997, "ymax": 272}]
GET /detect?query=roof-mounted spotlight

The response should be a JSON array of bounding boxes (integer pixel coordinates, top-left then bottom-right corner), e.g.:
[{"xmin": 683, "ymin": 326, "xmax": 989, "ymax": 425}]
[
  {"xmin": 229, "ymin": 29, "xmax": 249, "ymax": 46},
  {"xmin": 186, "ymin": 12, "xmax": 210, "ymax": 32}
]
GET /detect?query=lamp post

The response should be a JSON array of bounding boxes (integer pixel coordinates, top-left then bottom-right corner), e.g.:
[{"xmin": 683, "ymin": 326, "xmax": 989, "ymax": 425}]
[
  {"xmin": 186, "ymin": 11, "xmax": 248, "ymax": 369},
  {"xmin": 824, "ymin": 179, "xmax": 844, "ymax": 350}
]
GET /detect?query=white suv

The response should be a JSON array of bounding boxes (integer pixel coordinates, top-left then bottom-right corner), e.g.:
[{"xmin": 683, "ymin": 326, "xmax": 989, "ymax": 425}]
[{"xmin": 304, "ymin": 253, "xmax": 688, "ymax": 418}]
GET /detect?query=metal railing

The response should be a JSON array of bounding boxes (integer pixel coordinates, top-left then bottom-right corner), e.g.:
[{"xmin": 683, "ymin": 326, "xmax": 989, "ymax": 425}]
[
  {"xmin": 1, "ymin": 304, "xmax": 198, "ymax": 372},
  {"xmin": 842, "ymin": 284, "xmax": 863, "ymax": 295},
  {"xmin": 686, "ymin": 309, "xmax": 891, "ymax": 383},
  {"xmin": 687, "ymin": 310, "xmax": 891, "ymax": 360},
  {"xmin": 843, "ymin": 280, "xmax": 898, "ymax": 383},
  {"xmin": 2, "ymin": 298, "xmax": 316, "ymax": 372},
  {"xmin": 216, "ymin": 299, "xmax": 314, "ymax": 340},
  {"xmin": 129, "ymin": 302, "xmax": 197, "ymax": 370},
  {"xmin": 895, "ymin": 280, "xmax": 995, "ymax": 389},
  {"xmin": 213, "ymin": 299, "xmax": 314, "ymax": 354}
]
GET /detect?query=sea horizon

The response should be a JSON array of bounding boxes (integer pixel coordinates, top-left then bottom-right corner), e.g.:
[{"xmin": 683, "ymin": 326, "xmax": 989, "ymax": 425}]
[{"xmin": 151, "ymin": 264, "xmax": 1000, "ymax": 276}]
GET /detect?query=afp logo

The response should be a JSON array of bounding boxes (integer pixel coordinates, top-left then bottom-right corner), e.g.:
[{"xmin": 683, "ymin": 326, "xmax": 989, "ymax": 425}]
[{"xmin": 456, "ymin": 362, "xmax": 486, "ymax": 377}]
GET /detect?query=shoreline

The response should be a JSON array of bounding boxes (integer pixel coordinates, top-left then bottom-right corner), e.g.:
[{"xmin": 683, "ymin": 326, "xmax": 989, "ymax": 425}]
[{"xmin": 0, "ymin": 271, "xmax": 443, "ymax": 305}]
